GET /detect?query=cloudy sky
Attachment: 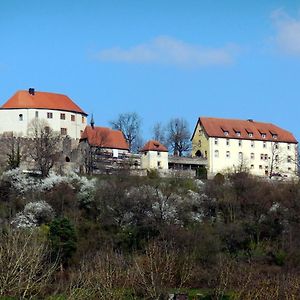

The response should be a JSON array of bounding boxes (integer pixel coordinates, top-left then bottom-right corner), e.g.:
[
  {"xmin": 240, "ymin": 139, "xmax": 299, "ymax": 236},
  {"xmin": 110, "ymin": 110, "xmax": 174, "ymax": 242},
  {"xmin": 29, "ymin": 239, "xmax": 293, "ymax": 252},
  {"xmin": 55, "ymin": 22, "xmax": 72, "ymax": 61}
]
[{"xmin": 1, "ymin": 0, "xmax": 300, "ymax": 141}]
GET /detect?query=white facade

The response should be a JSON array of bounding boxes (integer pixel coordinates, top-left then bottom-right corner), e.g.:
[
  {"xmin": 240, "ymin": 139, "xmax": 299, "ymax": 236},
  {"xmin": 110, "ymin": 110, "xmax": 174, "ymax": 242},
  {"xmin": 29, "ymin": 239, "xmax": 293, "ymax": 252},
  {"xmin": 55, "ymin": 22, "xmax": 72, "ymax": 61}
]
[
  {"xmin": 0, "ymin": 108, "xmax": 87, "ymax": 140},
  {"xmin": 141, "ymin": 150, "xmax": 169, "ymax": 170},
  {"xmin": 208, "ymin": 137, "xmax": 297, "ymax": 178}
]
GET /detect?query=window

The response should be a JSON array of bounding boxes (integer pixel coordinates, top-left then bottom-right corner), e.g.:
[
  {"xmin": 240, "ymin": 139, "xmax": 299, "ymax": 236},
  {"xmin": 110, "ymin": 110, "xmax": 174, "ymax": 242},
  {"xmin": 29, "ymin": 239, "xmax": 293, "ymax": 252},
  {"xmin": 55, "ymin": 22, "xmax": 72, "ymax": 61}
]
[
  {"xmin": 82, "ymin": 116, "xmax": 85, "ymax": 123},
  {"xmin": 238, "ymin": 152, "xmax": 243, "ymax": 160},
  {"xmin": 288, "ymin": 167, "xmax": 292, "ymax": 171},
  {"xmin": 157, "ymin": 161, "xmax": 161, "ymax": 168},
  {"xmin": 265, "ymin": 165, "xmax": 268, "ymax": 170},
  {"xmin": 19, "ymin": 114, "xmax": 23, "ymax": 121},
  {"xmin": 214, "ymin": 138, "xmax": 218, "ymax": 145},
  {"xmin": 275, "ymin": 155, "xmax": 279, "ymax": 162},
  {"xmin": 35, "ymin": 111, "xmax": 39, "ymax": 118},
  {"xmin": 60, "ymin": 128, "xmax": 67, "ymax": 135},
  {"xmin": 47, "ymin": 112, "xmax": 53, "ymax": 119},
  {"xmin": 60, "ymin": 113, "xmax": 66, "ymax": 120},
  {"xmin": 157, "ymin": 151, "xmax": 161, "ymax": 156},
  {"xmin": 45, "ymin": 126, "xmax": 50, "ymax": 134},
  {"xmin": 259, "ymin": 165, "xmax": 263, "ymax": 169},
  {"xmin": 272, "ymin": 134, "xmax": 278, "ymax": 139},
  {"xmin": 263, "ymin": 142, "xmax": 266, "ymax": 148},
  {"xmin": 264, "ymin": 154, "xmax": 268, "ymax": 160},
  {"xmin": 287, "ymin": 144, "xmax": 291, "ymax": 150},
  {"xmin": 238, "ymin": 140, "xmax": 242, "ymax": 147},
  {"xmin": 250, "ymin": 164, "xmax": 254, "ymax": 169},
  {"xmin": 275, "ymin": 143, "xmax": 279, "ymax": 149},
  {"xmin": 226, "ymin": 139, "xmax": 230, "ymax": 146},
  {"xmin": 262, "ymin": 133, "xmax": 266, "ymax": 138},
  {"xmin": 224, "ymin": 131, "xmax": 229, "ymax": 136},
  {"xmin": 251, "ymin": 141, "xmax": 255, "ymax": 148},
  {"xmin": 251, "ymin": 153, "xmax": 255, "ymax": 160},
  {"xmin": 214, "ymin": 150, "xmax": 219, "ymax": 158},
  {"xmin": 71, "ymin": 115, "xmax": 75, "ymax": 121},
  {"xmin": 236, "ymin": 131, "xmax": 241, "ymax": 137},
  {"xmin": 226, "ymin": 151, "xmax": 230, "ymax": 158},
  {"xmin": 287, "ymin": 156, "xmax": 291, "ymax": 163},
  {"xmin": 260, "ymin": 154, "xmax": 264, "ymax": 160},
  {"xmin": 248, "ymin": 132, "xmax": 253, "ymax": 137}
]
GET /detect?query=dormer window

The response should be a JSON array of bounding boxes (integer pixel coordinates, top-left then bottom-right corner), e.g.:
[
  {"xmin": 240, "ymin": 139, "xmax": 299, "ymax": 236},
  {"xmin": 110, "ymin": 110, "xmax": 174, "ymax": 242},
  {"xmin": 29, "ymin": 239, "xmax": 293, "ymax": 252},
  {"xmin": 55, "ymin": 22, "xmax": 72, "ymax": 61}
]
[
  {"xmin": 272, "ymin": 134, "xmax": 278, "ymax": 139},
  {"xmin": 221, "ymin": 126, "xmax": 229, "ymax": 137},
  {"xmin": 233, "ymin": 128, "xmax": 241, "ymax": 137},
  {"xmin": 262, "ymin": 133, "xmax": 266, "ymax": 139},
  {"xmin": 248, "ymin": 133, "xmax": 253, "ymax": 137}
]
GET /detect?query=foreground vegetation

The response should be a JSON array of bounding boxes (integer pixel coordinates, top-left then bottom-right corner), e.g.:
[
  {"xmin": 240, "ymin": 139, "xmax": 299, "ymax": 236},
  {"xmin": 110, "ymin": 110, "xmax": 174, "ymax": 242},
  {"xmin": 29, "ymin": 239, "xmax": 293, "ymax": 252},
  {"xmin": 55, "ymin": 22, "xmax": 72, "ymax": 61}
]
[{"xmin": 1, "ymin": 169, "xmax": 300, "ymax": 299}]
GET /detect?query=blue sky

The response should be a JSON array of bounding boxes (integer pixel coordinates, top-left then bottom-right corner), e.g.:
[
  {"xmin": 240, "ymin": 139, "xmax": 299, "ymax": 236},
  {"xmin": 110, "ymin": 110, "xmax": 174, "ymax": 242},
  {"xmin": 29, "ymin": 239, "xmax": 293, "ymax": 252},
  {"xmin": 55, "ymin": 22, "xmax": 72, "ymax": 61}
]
[{"xmin": 1, "ymin": 0, "xmax": 300, "ymax": 141}]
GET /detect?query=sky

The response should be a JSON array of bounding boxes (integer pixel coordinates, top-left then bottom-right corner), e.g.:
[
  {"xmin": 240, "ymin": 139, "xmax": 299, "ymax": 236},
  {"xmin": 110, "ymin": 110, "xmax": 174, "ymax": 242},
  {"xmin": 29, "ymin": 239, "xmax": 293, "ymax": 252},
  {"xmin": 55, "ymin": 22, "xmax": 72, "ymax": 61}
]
[{"xmin": 1, "ymin": 0, "xmax": 300, "ymax": 142}]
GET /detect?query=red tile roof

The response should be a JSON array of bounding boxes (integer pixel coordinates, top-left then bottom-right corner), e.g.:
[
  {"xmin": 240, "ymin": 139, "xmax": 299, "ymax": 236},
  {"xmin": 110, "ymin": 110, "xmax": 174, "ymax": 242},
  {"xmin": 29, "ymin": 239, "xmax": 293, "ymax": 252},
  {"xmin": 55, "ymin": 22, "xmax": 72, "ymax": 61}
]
[
  {"xmin": 140, "ymin": 140, "xmax": 168, "ymax": 152},
  {"xmin": 80, "ymin": 126, "xmax": 129, "ymax": 150},
  {"xmin": 1, "ymin": 90, "xmax": 87, "ymax": 115},
  {"xmin": 194, "ymin": 117, "xmax": 297, "ymax": 143}
]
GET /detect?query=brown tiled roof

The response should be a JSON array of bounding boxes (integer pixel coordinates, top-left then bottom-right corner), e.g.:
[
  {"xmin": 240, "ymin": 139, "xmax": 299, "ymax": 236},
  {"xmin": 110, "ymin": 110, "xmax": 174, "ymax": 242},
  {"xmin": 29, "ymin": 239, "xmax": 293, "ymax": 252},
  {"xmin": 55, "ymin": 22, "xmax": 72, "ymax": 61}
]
[
  {"xmin": 140, "ymin": 140, "xmax": 168, "ymax": 152},
  {"xmin": 195, "ymin": 117, "xmax": 297, "ymax": 143},
  {"xmin": 1, "ymin": 90, "xmax": 87, "ymax": 115},
  {"xmin": 80, "ymin": 126, "xmax": 129, "ymax": 150}
]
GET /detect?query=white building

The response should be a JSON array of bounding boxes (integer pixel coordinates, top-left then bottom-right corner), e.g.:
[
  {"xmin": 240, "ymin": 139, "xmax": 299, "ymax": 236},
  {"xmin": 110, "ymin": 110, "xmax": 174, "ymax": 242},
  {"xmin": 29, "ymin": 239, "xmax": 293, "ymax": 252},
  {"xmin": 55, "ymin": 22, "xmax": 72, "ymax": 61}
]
[
  {"xmin": 191, "ymin": 117, "xmax": 298, "ymax": 178},
  {"xmin": 140, "ymin": 140, "xmax": 169, "ymax": 170},
  {"xmin": 0, "ymin": 88, "xmax": 87, "ymax": 139}
]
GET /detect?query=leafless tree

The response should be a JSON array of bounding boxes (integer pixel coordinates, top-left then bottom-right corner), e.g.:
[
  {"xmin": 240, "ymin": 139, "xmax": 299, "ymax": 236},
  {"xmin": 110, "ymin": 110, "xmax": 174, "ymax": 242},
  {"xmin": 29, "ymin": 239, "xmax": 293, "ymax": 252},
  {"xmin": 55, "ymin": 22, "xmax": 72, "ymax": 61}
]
[
  {"xmin": 152, "ymin": 122, "xmax": 167, "ymax": 145},
  {"xmin": 0, "ymin": 133, "xmax": 23, "ymax": 170},
  {"xmin": 166, "ymin": 118, "xmax": 191, "ymax": 156},
  {"xmin": 26, "ymin": 119, "xmax": 61, "ymax": 177},
  {"xmin": 0, "ymin": 228, "xmax": 57, "ymax": 298},
  {"xmin": 110, "ymin": 112, "xmax": 142, "ymax": 152},
  {"xmin": 66, "ymin": 249, "xmax": 129, "ymax": 300},
  {"xmin": 79, "ymin": 129, "xmax": 110, "ymax": 174},
  {"xmin": 132, "ymin": 241, "xmax": 177, "ymax": 299}
]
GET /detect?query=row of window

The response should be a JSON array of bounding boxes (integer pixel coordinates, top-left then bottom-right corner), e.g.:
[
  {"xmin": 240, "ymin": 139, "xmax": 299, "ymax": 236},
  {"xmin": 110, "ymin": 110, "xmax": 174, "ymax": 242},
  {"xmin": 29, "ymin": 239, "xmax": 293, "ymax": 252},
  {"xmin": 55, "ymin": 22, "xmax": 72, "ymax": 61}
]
[
  {"xmin": 18, "ymin": 112, "xmax": 85, "ymax": 123},
  {"xmin": 215, "ymin": 150, "xmax": 292, "ymax": 163},
  {"xmin": 222, "ymin": 129, "xmax": 277, "ymax": 140},
  {"xmin": 214, "ymin": 138, "xmax": 292, "ymax": 150}
]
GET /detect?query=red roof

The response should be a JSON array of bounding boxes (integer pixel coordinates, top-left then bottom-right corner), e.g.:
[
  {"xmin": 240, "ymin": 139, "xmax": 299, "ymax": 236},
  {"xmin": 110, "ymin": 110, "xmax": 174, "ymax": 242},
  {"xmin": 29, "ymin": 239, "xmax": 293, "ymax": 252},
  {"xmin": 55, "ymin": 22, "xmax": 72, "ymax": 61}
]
[
  {"xmin": 140, "ymin": 140, "xmax": 168, "ymax": 152},
  {"xmin": 80, "ymin": 126, "xmax": 129, "ymax": 150},
  {"xmin": 1, "ymin": 90, "xmax": 87, "ymax": 115},
  {"xmin": 194, "ymin": 117, "xmax": 297, "ymax": 143}
]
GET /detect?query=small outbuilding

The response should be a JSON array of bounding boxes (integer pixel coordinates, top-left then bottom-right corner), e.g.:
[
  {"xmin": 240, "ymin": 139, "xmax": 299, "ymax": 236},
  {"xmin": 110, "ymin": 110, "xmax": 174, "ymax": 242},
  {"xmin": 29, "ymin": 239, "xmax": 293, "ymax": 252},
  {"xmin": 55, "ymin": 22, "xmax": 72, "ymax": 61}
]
[{"xmin": 140, "ymin": 140, "xmax": 168, "ymax": 170}]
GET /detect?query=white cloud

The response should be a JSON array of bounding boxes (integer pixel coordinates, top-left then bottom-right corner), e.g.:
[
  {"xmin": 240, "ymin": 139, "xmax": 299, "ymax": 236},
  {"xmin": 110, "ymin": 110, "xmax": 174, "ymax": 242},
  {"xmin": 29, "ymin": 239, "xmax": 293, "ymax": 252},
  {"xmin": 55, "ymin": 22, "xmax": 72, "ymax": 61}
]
[
  {"xmin": 271, "ymin": 9, "xmax": 300, "ymax": 56},
  {"xmin": 94, "ymin": 36, "xmax": 238, "ymax": 67}
]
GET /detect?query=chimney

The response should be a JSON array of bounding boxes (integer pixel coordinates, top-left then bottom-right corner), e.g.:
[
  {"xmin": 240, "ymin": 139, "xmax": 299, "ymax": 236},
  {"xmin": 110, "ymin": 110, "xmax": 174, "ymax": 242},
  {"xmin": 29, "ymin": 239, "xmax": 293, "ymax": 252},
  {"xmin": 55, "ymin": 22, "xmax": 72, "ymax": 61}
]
[
  {"xmin": 247, "ymin": 119, "xmax": 254, "ymax": 122},
  {"xmin": 28, "ymin": 88, "xmax": 35, "ymax": 95}
]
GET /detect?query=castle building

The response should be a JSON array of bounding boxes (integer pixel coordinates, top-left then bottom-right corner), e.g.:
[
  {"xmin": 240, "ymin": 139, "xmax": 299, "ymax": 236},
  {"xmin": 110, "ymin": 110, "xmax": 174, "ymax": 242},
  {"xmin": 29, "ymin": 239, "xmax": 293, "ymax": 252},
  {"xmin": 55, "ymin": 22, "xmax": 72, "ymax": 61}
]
[
  {"xmin": 191, "ymin": 117, "xmax": 298, "ymax": 178},
  {"xmin": 0, "ymin": 88, "xmax": 87, "ymax": 139}
]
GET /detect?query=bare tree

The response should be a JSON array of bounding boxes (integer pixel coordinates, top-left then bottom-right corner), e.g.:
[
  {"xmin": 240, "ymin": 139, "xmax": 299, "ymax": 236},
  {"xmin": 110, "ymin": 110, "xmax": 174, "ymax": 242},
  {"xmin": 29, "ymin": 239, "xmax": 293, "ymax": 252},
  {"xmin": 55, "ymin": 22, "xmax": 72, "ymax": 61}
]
[
  {"xmin": 152, "ymin": 122, "xmax": 166, "ymax": 145},
  {"xmin": 79, "ymin": 130, "xmax": 109, "ymax": 175},
  {"xmin": 26, "ymin": 119, "xmax": 61, "ymax": 177},
  {"xmin": 166, "ymin": 118, "xmax": 191, "ymax": 156},
  {"xmin": 110, "ymin": 112, "xmax": 142, "ymax": 152},
  {"xmin": 0, "ymin": 228, "xmax": 57, "ymax": 298},
  {"xmin": 0, "ymin": 133, "xmax": 23, "ymax": 170}
]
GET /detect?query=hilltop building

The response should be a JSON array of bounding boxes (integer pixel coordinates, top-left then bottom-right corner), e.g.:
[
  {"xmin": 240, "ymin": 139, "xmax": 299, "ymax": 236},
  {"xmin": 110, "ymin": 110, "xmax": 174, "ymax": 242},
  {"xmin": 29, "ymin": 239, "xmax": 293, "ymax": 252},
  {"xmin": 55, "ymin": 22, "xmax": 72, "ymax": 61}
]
[
  {"xmin": 0, "ymin": 88, "xmax": 87, "ymax": 139},
  {"xmin": 79, "ymin": 125, "xmax": 136, "ymax": 173},
  {"xmin": 140, "ymin": 140, "xmax": 169, "ymax": 170},
  {"xmin": 191, "ymin": 117, "xmax": 298, "ymax": 178}
]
